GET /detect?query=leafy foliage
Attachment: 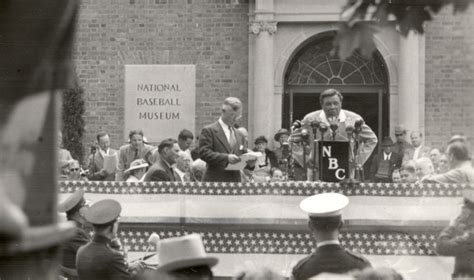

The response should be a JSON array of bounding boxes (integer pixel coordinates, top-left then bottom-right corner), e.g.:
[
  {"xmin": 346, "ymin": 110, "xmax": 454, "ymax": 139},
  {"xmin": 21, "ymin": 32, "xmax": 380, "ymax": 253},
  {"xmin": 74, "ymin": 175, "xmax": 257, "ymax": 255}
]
[
  {"xmin": 62, "ymin": 86, "xmax": 86, "ymax": 164},
  {"xmin": 335, "ymin": 0, "xmax": 474, "ymax": 59}
]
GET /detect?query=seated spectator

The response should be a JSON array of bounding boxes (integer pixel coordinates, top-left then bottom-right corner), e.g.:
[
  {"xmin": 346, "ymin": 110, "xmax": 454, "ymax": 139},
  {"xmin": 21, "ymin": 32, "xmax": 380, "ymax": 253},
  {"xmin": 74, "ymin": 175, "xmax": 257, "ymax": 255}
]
[
  {"xmin": 438, "ymin": 153, "xmax": 449, "ymax": 174},
  {"xmin": 178, "ymin": 129, "xmax": 194, "ymax": 159},
  {"xmin": 116, "ymin": 130, "xmax": 154, "ymax": 181},
  {"xmin": 154, "ymin": 233, "xmax": 218, "ymax": 280},
  {"xmin": 429, "ymin": 148, "xmax": 442, "ymax": 174},
  {"xmin": 422, "ymin": 141, "xmax": 474, "ymax": 184},
  {"xmin": 252, "ymin": 136, "xmax": 278, "ymax": 183},
  {"xmin": 234, "ymin": 267, "xmax": 285, "ymax": 280},
  {"xmin": 175, "ymin": 150, "xmax": 192, "ymax": 182},
  {"xmin": 190, "ymin": 136, "xmax": 200, "ymax": 161},
  {"xmin": 143, "ymin": 139, "xmax": 180, "ymax": 182},
  {"xmin": 449, "ymin": 134, "xmax": 468, "ymax": 145},
  {"xmin": 190, "ymin": 159, "xmax": 206, "ymax": 182},
  {"xmin": 58, "ymin": 131, "xmax": 74, "ymax": 168},
  {"xmin": 236, "ymin": 126, "xmax": 249, "ymax": 150},
  {"xmin": 399, "ymin": 163, "xmax": 417, "ymax": 183},
  {"xmin": 59, "ymin": 161, "xmax": 70, "ymax": 180},
  {"xmin": 67, "ymin": 160, "xmax": 87, "ymax": 181},
  {"xmin": 124, "ymin": 159, "xmax": 149, "ymax": 182},
  {"xmin": 415, "ymin": 157, "xmax": 435, "ymax": 181},
  {"xmin": 370, "ymin": 137, "xmax": 402, "ymax": 182},
  {"xmin": 87, "ymin": 132, "xmax": 118, "ymax": 181},
  {"xmin": 270, "ymin": 168, "xmax": 285, "ymax": 182},
  {"xmin": 391, "ymin": 169, "xmax": 401, "ymax": 183}
]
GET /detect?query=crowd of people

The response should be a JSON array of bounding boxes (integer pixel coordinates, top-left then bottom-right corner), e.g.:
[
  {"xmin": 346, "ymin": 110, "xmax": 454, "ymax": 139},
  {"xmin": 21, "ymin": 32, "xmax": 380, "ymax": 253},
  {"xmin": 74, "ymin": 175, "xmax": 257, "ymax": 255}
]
[{"xmin": 58, "ymin": 90, "xmax": 474, "ymax": 185}]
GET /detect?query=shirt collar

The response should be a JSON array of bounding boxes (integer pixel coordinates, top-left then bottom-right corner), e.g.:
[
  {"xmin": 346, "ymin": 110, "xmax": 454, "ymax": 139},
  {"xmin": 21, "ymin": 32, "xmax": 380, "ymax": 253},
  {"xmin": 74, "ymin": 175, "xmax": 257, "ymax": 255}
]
[
  {"xmin": 93, "ymin": 234, "xmax": 111, "ymax": 244},
  {"xmin": 319, "ymin": 110, "xmax": 346, "ymax": 125},
  {"xmin": 218, "ymin": 117, "xmax": 232, "ymax": 130},
  {"xmin": 317, "ymin": 239, "xmax": 340, "ymax": 248}
]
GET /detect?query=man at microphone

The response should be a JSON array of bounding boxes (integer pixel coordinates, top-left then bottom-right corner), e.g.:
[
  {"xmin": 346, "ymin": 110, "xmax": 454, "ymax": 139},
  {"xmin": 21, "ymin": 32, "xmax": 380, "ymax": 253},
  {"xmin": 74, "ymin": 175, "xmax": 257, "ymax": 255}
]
[{"xmin": 302, "ymin": 89, "xmax": 377, "ymax": 175}]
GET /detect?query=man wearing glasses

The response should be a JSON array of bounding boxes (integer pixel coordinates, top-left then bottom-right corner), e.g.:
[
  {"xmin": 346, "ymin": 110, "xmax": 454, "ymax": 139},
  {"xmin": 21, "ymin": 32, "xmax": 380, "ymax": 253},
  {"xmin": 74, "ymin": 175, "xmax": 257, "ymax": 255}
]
[{"xmin": 393, "ymin": 125, "xmax": 412, "ymax": 163}]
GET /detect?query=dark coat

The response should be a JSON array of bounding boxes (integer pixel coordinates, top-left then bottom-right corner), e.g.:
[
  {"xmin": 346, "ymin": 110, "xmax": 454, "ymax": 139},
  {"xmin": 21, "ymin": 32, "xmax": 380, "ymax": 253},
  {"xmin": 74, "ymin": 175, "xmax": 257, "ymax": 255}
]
[
  {"xmin": 87, "ymin": 149, "xmax": 118, "ymax": 181},
  {"xmin": 76, "ymin": 235, "xmax": 131, "ymax": 280},
  {"xmin": 370, "ymin": 151, "xmax": 402, "ymax": 182},
  {"xmin": 143, "ymin": 158, "xmax": 176, "ymax": 182},
  {"xmin": 60, "ymin": 225, "xmax": 90, "ymax": 279},
  {"xmin": 292, "ymin": 244, "xmax": 371, "ymax": 280},
  {"xmin": 199, "ymin": 121, "xmax": 246, "ymax": 182}
]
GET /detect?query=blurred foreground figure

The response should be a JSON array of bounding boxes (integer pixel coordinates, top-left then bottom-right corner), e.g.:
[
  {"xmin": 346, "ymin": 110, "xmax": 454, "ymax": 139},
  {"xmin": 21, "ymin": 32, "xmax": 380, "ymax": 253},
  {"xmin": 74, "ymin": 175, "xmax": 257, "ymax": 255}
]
[{"xmin": 292, "ymin": 193, "xmax": 371, "ymax": 279}]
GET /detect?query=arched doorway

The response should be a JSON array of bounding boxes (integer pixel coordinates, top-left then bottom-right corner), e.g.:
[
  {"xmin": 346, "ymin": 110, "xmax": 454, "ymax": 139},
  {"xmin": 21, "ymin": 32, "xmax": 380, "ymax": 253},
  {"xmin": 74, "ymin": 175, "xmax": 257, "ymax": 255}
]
[{"xmin": 282, "ymin": 33, "xmax": 389, "ymax": 176}]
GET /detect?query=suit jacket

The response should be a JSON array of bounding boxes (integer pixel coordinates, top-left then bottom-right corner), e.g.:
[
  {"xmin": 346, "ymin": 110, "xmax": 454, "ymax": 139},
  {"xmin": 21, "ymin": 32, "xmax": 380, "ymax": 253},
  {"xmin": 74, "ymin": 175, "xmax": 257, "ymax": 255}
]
[
  {"xmin": 302, "ymin": 109, "xmax": 378, "ymax": 165},
  {"xmin": 60, "ymin": 224, "xmax": 90, "ymax": 278},
  {"xmin": 370, "ymin": 151, "xmax": 402, "ymax": 182},
  {"xmin": 437, "ymin": 208, "xmax": 474, "ymax": 277},
  {"xmin": 87, "ymin": 149, "xmax": 118, "ymax": 181},
  {"xmin": 76, "ymin": 235, "xmax": 131, "ymax": 280},
  {"xmin": 292, "ymin": 244, "xmax": 371, "ymax": 280},
  {"xmin": 393, "ymin": 139, "xmax": 412, "ymax": 161},
  {"xmin": 143, "ymin": 158, "xmax": 176, "ymax": 182},
  {"xmin": 422, "ymin": 161, "xmax": 474, "ymax": 184},
  {"xmin": 403, "ymin": 144, "xmax": 431, "ymax": 164},
  {"xmin": 199, "ymin": 121, "xmax": 245, "ymax": 182},
  {"xmin": 116, "ymin": 143, "xmax": 154, "ymax": 181}
]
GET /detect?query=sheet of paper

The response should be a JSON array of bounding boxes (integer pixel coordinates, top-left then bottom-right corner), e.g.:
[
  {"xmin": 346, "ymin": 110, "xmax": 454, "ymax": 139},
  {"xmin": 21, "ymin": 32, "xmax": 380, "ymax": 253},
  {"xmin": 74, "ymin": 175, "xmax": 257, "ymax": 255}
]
[
  {"xmin": 225, "ymin": 152, "xmax": 262, "ymax": 171},
  {"xmin": 103, "ymin": 153, "xmax": 118, "ymax": 173}
]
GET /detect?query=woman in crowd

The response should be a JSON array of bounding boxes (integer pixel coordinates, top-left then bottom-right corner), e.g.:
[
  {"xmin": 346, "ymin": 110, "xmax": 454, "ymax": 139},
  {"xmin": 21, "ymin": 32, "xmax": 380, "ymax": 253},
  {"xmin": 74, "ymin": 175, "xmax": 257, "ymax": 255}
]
[
  {"xmin": 252, "ymin": 136, "xmax": 278, "ymax": 183},
  {"xmin": 67, "ymin": 160, "xmax": 88, "ymax": 181},
  {"xmin": 124, "ymin": 159, "xmax": 149, "ymax": 182}
]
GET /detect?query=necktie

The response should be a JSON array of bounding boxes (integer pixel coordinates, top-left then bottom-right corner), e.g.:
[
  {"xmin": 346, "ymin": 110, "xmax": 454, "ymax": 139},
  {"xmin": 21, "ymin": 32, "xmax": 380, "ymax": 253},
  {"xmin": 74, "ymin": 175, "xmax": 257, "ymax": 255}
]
[
  {"xmin": 134, "ymin": 149, "xmax": 139, "ymax": 160},
  {"xmin": 229, "ymin": 127, "xmax": 237, "ymax": 149}
]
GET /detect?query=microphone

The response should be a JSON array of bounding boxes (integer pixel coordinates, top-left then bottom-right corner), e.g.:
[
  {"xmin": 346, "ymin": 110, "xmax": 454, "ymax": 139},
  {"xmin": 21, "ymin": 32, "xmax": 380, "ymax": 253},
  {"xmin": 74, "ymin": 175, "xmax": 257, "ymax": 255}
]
[
  {"xmin": 345, "ymin": 124, "xmax": 355, "ymax": 139},
  {"xmin": 354, "ymin": 119, "xmax": 364, "ymax": 134},
  {"xmin": 291, "ymin": 120, "xmax": 303, "ymax": 130},
  {"xmin": 141, "ymin": 232, "xmax": 160, "ymax": 261},
  {"xmin": 310, "ymin": 120, "xmax": 320, "ymax": 130},
  {"xmin": 318, "ymin": 123, "xmax": 328, "ymax": 135}
]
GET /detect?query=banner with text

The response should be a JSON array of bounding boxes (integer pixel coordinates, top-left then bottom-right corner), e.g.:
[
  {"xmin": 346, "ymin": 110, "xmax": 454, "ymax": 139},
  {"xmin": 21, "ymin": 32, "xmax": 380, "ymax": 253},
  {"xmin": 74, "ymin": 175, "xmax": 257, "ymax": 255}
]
[{"xmin": 124, "ymin": 65, "xmax": 195, "ymax": 143}]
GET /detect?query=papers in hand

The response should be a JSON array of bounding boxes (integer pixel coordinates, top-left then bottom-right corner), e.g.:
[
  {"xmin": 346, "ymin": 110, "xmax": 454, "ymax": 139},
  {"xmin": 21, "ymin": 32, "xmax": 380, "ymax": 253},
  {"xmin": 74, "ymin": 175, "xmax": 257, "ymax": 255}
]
[
  {"xmin": 225, "ymin": 152, "xmax": 262, "ymax": 171},
  {"xmin": 103, "ymin": 153, "xmax": 118, "ymax": 173}
]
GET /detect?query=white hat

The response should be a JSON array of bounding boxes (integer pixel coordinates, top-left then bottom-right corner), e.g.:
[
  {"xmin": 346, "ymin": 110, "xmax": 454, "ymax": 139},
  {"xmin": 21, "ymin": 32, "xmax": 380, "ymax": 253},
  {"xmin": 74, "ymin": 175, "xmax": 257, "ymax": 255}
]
[
  {"xmin": 299, "ymin": 193, "xmax": 349, "ymax": 217},
  {"xmin": 124, "ymin": 159, "xmax": 149, "ymax": 175},
  {"xmin": 156, "ymin": 233, "xmax": 218, "ymax": 272}
]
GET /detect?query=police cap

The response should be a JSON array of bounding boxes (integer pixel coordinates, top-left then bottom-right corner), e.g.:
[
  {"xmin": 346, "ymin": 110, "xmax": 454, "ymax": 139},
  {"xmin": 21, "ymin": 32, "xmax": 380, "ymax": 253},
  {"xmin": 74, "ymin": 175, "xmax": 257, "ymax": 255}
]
[
  {"xmin": 58, "ymin": 189, "xmax": 86, "ymax": 215},
  {"xmin": 84, "ymin": 199, "xmax": 121, "ymax": 225},
  {"xmin": 299, "ymin": 192, "xmax": 349, "ymax": 217}
]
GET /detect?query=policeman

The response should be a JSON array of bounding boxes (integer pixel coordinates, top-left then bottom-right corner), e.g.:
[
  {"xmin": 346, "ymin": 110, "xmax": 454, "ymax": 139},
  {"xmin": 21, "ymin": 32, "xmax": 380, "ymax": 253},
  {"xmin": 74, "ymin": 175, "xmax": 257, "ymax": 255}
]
[
  {"xmin": 76, "ymin": 199, "xmax": 143, "ymax": 280},
  {"xmin": 291, "ymin": 193, "xmax": 371, "ymax": 280},
  {"xmin": 58, "ymin": 189, "xmax": 91, "ymax": 279},
  {"xmin": 437, "ymin": 189, "xmax": 474, "ymax": 278}
]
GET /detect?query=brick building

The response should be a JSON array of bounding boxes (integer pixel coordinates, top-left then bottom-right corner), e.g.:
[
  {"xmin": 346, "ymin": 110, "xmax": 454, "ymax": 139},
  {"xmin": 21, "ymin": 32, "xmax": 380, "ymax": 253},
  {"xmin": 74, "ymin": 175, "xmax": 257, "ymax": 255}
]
[{"xmin": 74, "ymin": 0, "xmax": 474, "ymax": 156}]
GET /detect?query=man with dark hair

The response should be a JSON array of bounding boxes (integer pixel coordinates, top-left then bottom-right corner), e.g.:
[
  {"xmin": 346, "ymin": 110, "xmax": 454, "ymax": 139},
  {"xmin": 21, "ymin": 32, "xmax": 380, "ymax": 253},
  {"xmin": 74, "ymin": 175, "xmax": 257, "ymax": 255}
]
[
  {"xmin": 199, "ymin": 97, "xmax": 249, "ymax": 182},
  {"xmin": 87, "ymin": 132, "xmax": 118, "ymax": 181},
  {"xmin": 116, "ymin": 130, "xmax": 154, "ymax": 181},
  {"xmin": 393, "ymin": 125, "xmax": 412, "ymax": 162},
  {"xmin": 76, "ymin": 199, "xmax": 144, "ymax": 280},
  {"xmin": 292, "ymin": 193, "xmax": 371, "ymax": 279},
  {"xmin": 58, "ymin": 189, "xmax": 90, "ymax": 279},
  {"xmin": 370, "ymin": 137, "xmax": 402, "ymax": 182},
  {"xmin": 178, "ymin": 129, "xmax": 194, "ymax": 155},
  {"xmin": 302, "ymin": 88, "xmax": 377, "ymax": 178},
  {"xmin": 399, "ymin": 163, "xmax": 418, "ymax": 183},
  {"xmin": 422, "ymin": 141, "xmax": 474, "ymax": 183},
  {"xmin": 143, "ymin": 138, "xmax": 180, "ymax": 181}
]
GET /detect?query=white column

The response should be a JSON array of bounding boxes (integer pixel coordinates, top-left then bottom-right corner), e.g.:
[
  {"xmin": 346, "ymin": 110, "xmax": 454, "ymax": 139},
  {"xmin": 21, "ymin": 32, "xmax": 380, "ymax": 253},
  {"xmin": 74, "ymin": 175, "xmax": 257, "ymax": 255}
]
[
  {"xmin": 250, "ymin": 21, "xmax": 276, "ymax": 142},
  {"xmin": 398, "ymin": 31, "xmax": 425, "ymax": 135}
]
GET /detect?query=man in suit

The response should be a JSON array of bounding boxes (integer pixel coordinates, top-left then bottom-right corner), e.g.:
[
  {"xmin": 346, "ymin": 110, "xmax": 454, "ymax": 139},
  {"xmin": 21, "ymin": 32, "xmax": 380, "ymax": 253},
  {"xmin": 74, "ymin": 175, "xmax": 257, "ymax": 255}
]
[
  {"xmin": 199, "ymin": 97, "xmax": 250, "ymax": 182},
  {"xmin": 422, "ymin": 141, "xmax": 474, "ymax": 184},
  {"xmin": 393, "ymin": 125, "xmax": 412, "ymax": 162},
  {"xmin": 403, "ymin": 131, "xmax": 431, "ymax": 164},
  {"xmin": 116, "ymin": 130, "xmax": 154, "ymax": 181},
  {"xmin": 370, "ymin": 137, "xmax": 402, "ymax": 182},
  {"xmin": 87, "ymin": 132, "xmax": 117, "ymax": 181},
  {"xmin": 76, "ymin": 199, "xmax": 144, "ymax": 280},
  {"xmin": 292, "ymin": 193, "xmax": 371, "ymax": 279},
  {"xmin": 58, "ymin": 189, "xmax": 91, "ymax": 279},
  {"xmin": 302, "ymin": 88, "xmax": 378, "ymax": 178},
  {"xmin": 143, "ymin": 138, "xmax": 180, "ymax": 182}
]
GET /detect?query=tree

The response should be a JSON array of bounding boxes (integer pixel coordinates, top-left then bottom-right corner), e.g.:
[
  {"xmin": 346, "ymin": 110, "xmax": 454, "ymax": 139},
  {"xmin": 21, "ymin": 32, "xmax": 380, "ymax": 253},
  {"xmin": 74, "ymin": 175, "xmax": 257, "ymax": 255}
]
[
  {"xmin": 62, "ymin": 86, "xmax": 86, "ymax": 164},
  {"xmin": 335, "ymin": 0, "xmax": 474, "ymax": 59}
]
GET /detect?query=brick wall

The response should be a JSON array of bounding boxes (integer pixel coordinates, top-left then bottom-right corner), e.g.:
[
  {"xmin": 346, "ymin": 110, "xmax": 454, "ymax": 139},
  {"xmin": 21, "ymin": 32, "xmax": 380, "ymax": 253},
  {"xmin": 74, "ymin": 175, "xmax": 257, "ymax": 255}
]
[
  {"xmin": 74, "ymin": 0, "xmax": 249, "ymax": 152},
  {"xmin": 425, "ymin": 5, "xmax": 474, "ymax": 152}
]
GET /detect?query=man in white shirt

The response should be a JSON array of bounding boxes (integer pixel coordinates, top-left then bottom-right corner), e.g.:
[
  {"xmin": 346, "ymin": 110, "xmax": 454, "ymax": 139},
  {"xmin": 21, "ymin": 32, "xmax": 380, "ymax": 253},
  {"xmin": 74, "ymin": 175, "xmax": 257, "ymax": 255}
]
[
  {"xmin": 174, "ymin": 150, "xmax": 191, "ymax": 182},
  {"xmin": 403, "ymin": 131, "xmax": 431, "ymax": 164}
]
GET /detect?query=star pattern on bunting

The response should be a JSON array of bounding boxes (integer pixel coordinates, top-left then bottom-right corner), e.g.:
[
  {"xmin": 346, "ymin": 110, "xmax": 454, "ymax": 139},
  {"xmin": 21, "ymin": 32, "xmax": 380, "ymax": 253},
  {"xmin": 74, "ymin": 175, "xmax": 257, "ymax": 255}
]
[
  {"xmin": 108, "ymin": 226, "xmax": 438, "ymax": 256},
  {"xmin": 59, "ymin": 181, "xmax": 471, "ymax": 197}
]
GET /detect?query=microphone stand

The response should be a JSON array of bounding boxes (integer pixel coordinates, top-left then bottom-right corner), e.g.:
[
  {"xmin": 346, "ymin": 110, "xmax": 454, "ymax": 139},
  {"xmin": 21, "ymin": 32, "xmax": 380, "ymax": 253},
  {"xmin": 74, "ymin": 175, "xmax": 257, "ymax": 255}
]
[
  {"xmin": 318, "ymin": 123, "xmax": 328, "ymax": 181},
  {"xmin": 353, "ymin": 120, "xmax": 364, "ymax": 182},
  {"xmin": 310, "ymin": 121, "xmax": 320, "ymax": 182}
]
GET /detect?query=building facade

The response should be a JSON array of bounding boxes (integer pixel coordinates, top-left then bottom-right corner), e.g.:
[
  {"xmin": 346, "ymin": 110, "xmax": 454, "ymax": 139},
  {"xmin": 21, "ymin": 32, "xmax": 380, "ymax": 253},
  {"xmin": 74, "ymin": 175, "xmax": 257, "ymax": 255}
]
[{"xmin": 75, "ymin": 0, "xmax": 474, "ymax": 154}]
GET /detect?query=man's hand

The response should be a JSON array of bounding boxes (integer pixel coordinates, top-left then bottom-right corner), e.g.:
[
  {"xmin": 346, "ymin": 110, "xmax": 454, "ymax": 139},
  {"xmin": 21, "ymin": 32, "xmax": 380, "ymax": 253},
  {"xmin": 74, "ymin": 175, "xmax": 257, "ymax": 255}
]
[
  {"xmin": 228, "ymin": 154, "xmax": 241, "ymax": 164},
  {"xmin": 245, "ymin": 158, "xmax": 256, "ymax": 167},
  {"xmin": 98, "ymin": 169, "xmax": 108, "ymax": 177},
  {"xmin": 128, "ymin": 260, "xmax": 145, "ymax": 277}
]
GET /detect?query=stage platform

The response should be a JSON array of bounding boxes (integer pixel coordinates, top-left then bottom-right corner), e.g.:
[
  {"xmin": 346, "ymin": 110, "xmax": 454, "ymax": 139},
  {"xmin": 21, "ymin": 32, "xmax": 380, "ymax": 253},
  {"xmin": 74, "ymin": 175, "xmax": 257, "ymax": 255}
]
[{"xmin": 59, "ymin": 181, "xmax": 471, "ymax": 279}]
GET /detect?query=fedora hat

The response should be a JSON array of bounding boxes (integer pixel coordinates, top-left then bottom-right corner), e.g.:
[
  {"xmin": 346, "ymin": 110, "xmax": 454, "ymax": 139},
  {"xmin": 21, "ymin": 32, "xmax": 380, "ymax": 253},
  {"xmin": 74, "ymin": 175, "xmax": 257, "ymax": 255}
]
[
  {"xmin": 274, "ymin": 128, "xmax": 290, "ymax": 141},
  {"xmin": 156, "ymin": 233, "xmax": 218, "ymax": 273},
  {"xmin": 124, "ymin": 159, "xmax": 149, "ymax": 175},
  {"xmin": 381, "ymin": 136, "xmax": 394, "ymax": 147}
]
